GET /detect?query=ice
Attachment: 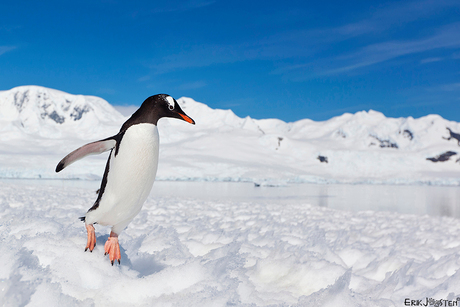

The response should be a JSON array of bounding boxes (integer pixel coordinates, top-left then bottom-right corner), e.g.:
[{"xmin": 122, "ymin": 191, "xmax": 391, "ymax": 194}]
[{"xmin": 1, "ymin": 180, "xmax": 460, "ymax": 306}]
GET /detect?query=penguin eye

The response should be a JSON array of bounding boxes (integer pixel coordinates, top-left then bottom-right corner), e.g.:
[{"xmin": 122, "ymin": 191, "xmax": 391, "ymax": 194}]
[{"xmin": 165, "ymin": 96, "xmax": 175, "ymax": 110}]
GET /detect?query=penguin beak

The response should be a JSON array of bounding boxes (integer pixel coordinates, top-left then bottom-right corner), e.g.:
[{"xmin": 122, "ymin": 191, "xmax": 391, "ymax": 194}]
[
  {"xmin": 179, "ymin": 113, "xmax": 195, "ymax": 124},
  {"xmin": 171, "ymin": 100, "xmax": 195, "ymax": 124}
]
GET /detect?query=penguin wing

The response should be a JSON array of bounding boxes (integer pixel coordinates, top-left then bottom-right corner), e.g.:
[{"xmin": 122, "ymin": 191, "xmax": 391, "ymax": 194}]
[{"xmin": 55, "ymin": 137, "xmax": 117, "ymax": 172}]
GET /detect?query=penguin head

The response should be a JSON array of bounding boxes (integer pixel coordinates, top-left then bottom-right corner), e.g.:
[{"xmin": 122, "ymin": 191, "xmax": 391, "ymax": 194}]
[
  {"xmin": 123, "ymin": 94, "xmax": 195, "ymax": 129},
  {"xmin": 158, "ymin": 94, "xmax": 195, "ymax": 125}
]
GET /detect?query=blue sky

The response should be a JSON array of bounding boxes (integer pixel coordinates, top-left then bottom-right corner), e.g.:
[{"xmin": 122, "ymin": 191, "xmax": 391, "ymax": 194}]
[{"xmin": 1, "ymin": 0, "xmax": 459, "ymax": 122}]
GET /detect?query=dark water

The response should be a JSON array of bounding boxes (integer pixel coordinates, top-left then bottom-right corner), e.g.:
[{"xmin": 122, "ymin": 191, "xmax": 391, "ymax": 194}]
[{"xmin": 3, "ymin": 179, "xmax": 460, "ymax": 218}]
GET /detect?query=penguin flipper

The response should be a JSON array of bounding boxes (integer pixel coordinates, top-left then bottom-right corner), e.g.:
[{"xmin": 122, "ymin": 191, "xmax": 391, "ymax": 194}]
[{"xmin": 55, "ymin": 137, "xmax": 117, "ymax": 172}]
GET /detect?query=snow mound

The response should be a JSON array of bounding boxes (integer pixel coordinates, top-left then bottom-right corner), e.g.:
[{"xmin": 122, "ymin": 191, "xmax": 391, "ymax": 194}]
[{"xmin": 1, "ymin": 180, "xmax": 460, "ymax": 306}]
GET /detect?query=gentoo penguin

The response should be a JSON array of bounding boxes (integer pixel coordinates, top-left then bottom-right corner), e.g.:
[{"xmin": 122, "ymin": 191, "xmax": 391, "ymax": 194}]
[{"xmin": 55, "ymin": 94, "xmax": 195, "ymax": 265}]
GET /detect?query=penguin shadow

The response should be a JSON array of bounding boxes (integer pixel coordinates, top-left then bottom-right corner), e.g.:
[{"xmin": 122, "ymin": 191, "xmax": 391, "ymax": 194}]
[
  {"xmin": 96, "ymin": 234, "xmax": 166, "ymax": 277},
  {"xmin": 95, "ymin": 234, "xmax": 133, "ymax": 268}
]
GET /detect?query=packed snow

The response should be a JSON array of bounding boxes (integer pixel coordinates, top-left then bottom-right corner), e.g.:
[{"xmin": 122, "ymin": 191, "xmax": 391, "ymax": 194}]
[
  {"xmin": 0, "ymin": 85, "xmax": 459, "ymax": 185},
  {"xmin": 1, "ymin": 180, "xmax": 460, "ymax": 306},
  {"xmin": 1, "ymin": 85, "xmax": 460, "ymax": 306}
]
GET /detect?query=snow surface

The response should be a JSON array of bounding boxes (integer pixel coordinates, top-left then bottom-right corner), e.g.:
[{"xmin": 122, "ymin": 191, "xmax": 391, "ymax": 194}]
[
  {"xmin": 1, "ymin": 85, "xmax": 460, "ymax": 185},
  {"xmin": 1, "ymin": 86, "xmax": 460, "ymax": 306},
  {"xmin": 1, "ymin": 180, "xmax": 460, "ymax": 306}
]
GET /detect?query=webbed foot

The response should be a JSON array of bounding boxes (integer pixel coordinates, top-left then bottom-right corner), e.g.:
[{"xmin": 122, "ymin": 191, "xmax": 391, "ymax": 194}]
[{"xmin": 104, "ymin": 232, "xmax": 121, "ymax": 265}]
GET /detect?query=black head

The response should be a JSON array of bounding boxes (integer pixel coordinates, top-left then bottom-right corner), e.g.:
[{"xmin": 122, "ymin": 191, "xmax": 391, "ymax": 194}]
[{"xmin": 120, "ymin": 94, "xmax": 195, "ymax": 131}]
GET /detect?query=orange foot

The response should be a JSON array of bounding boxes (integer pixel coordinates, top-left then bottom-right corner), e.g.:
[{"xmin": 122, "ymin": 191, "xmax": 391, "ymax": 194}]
[
  {"xmin": 85, "ymin": 224, "xmax": 96, "ymax": 252},
  {"xmin": 104, "ymin": 232, "xmax": 121, "ymax": 265}
]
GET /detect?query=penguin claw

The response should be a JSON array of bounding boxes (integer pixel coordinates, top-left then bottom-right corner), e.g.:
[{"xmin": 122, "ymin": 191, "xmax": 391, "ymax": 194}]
[
  {"xmin": 85, "ymin": 224, "xmax": 96, "ymax": 252},
  {"xmin": 104, "ymin": 232, "xmax": 121, "ymax": 266}
]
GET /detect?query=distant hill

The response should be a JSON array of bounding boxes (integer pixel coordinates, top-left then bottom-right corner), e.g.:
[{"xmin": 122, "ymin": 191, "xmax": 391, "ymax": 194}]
[{"xmin": 0, "ymin": 85, "xmax": 459, "ymax": 185}]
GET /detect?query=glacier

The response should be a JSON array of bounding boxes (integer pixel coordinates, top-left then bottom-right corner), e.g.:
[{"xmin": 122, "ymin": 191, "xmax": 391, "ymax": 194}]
[{"xmin": 0, "ymin": 85, "xmax": 459, "ymax": 185}]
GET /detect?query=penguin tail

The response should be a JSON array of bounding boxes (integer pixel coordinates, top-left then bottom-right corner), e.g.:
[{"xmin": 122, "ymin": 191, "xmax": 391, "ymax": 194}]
[{"xmin": 79, "ymin": 216, "xmax": 86, "ymax": 222}]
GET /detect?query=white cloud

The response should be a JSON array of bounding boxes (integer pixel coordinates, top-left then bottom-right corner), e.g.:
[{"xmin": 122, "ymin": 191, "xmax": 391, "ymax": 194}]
[
  {"xmin": 0, "ymin": 46, "xmax": 16, "ymax": 56},
  {"xmin": 145, "ymin": 0, "xmax": 215, "ymax": 14},
  {"xmin": 144, "ymin": 1, "xmax": 460, "ymax": 79},
  {"xmin": 138, "ymin": 75, "xmax": 151, "ymax": 82},
  {"xmin": 440, "ymin": 83, "xmax": 460, "ymax": 91},
  {"xmin": 177, "ymin": 80, "xmax": 207, "ymax": 90},
  {"xmin": 97, "ymin": 88, "xmax": 117, "ymax": 95},
  {"xmin": 322, "ymin": 22, "xmax": 460, "ymax": 75},
  {"xmin": 420, "ymin": 57, "xmax": 443, "ymax": 64}
]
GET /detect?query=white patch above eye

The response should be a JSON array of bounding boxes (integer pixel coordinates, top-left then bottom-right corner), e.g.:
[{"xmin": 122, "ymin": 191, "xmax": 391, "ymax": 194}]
[{"xmin": 165, "ymin": 96, "xmax": 175, "ymax": 110}]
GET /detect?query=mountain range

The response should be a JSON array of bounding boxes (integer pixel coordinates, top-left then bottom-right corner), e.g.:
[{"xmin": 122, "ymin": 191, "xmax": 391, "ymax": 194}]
[{"xmin": 0, "ymin": 85, "xmax": 459, "ymax": 185}]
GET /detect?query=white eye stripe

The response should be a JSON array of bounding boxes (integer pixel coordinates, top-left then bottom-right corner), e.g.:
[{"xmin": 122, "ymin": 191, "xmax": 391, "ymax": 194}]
[{"xmin": 165, "ymin": 96, "xmax": 175, "ymax": 110}]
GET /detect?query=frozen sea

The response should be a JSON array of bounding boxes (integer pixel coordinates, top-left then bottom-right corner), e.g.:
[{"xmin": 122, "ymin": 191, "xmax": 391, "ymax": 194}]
[
  {"xmin": 17, "ymin": 179, "xmax": 460, "ymax": 218},
  {"xmin": 1, "ymin": 179, "xmax": 460, "ymax": 306}
]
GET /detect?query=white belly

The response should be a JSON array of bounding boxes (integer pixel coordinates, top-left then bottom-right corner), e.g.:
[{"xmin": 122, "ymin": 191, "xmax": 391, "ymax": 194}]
[{"xmin": 86, "ymin": 123, "xmax": 159, "ymax": 232}]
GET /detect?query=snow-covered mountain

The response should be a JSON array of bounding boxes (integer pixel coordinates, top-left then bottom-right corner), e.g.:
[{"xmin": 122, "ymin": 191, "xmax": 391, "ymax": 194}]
[
  {"xmin": 0, "ymin": 85, "xmax": 124, "ymax": 139},
  {"xmin": 0, "ymin": 85, "xmax": 459, "ymax": 184}
]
